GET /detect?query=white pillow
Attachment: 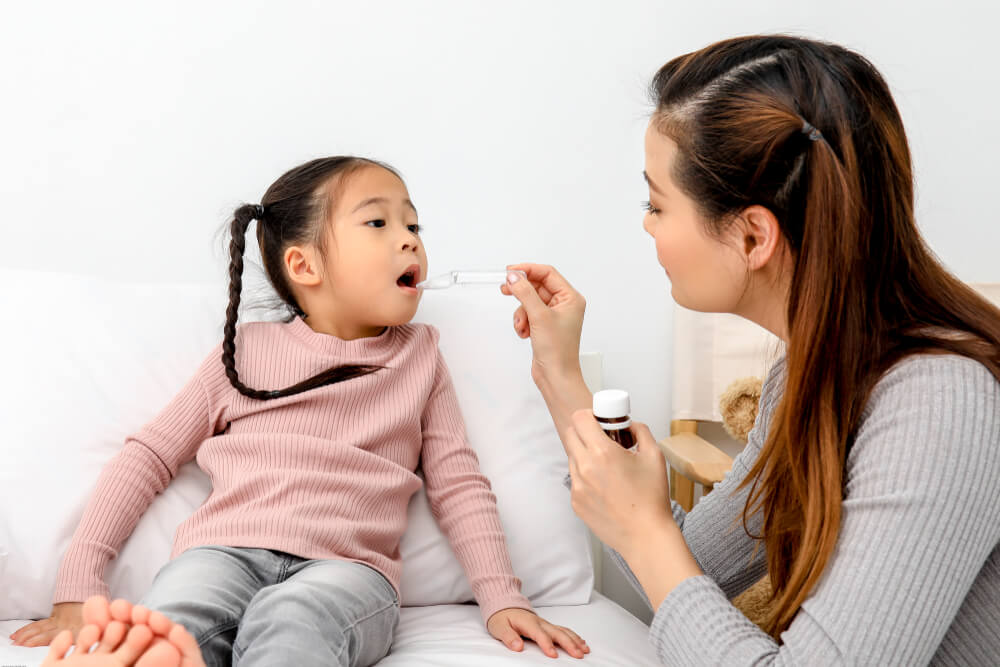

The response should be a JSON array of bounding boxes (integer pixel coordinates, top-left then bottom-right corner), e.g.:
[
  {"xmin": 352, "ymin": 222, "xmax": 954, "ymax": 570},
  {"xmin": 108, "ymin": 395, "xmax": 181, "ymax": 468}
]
[
  {"xmin": 0, "ymin": 268, "xmax": 591, "ymax": 621},
  {"xmin": 403, "ymin": 287, "xmax": 593, "ymax": 606}
]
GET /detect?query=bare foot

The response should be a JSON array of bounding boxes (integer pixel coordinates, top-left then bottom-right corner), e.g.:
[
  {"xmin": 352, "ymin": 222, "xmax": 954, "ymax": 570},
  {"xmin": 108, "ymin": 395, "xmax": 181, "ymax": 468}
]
[
  {"xmin": 44, "ymin": 596, "xmax": 206, "ymax": 667},
  {"xmin": 40, "ymin": 624, "xmax": 155, "ymax": 666}
]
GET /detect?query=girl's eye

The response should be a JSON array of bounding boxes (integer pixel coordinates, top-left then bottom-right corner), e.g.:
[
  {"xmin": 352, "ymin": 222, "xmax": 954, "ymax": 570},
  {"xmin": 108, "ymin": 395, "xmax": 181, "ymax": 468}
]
[
  {"xmin": 407, "ymin": 224, "xmax": 422, "ymax": 234},
  {"xmin": 366, "ymin": 219, "xmax": 386, "ymax": 228},
  {"xmin": 642, "ymin": 200, "xmax": 660, "ymax": 215}
]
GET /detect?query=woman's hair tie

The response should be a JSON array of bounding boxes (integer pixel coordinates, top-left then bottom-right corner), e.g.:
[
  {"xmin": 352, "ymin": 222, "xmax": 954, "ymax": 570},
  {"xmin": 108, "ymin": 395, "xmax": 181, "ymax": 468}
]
[
  {"xmin": 253, "ymin": 204, "xmax": 266, "ymax": 219},
  {"xmin": 801, "ymin": 120, "xmax": 823, "ymax": 142}
]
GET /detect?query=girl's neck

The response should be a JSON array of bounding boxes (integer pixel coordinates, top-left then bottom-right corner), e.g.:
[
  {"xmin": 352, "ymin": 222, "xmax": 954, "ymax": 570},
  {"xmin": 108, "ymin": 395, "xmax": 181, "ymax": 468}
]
[{"xmin": 301, "ymin": 312, "xmax": 387, "ymax": 341}]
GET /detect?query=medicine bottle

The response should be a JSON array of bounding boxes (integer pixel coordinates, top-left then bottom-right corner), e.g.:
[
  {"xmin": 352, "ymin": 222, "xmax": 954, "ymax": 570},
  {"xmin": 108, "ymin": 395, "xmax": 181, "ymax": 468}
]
[{"xmin": 592, "ymin": 389, "xmax": 636, "ymax": 449}]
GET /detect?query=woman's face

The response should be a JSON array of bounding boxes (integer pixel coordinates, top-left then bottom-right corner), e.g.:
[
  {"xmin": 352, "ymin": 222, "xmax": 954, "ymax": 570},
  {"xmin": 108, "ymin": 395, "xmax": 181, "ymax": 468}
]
[{"xmin": 642, "ymin": 122, "xmax": 749, "ymax": 313}]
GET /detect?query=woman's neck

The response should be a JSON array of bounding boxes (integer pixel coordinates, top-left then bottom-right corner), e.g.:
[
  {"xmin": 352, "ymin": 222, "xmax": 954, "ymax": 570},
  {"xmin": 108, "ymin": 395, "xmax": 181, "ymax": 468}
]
[{"xmin": 733, "ymin": 262, "xmax": 792, "ymax": 343}]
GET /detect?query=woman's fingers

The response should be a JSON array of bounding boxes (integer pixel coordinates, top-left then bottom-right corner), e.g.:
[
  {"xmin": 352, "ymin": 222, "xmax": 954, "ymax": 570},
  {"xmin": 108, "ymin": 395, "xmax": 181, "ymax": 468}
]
[
  {"xmin": 506, "ymin": 263, "xmax": 575, "ymax": 300},
  {"xmin": 632, "ymin": 421, "xmax": 667, "ymax": 465},
  {"xmin": 505, "ymin": 272, "xmax": 550, "ymax": 322}
]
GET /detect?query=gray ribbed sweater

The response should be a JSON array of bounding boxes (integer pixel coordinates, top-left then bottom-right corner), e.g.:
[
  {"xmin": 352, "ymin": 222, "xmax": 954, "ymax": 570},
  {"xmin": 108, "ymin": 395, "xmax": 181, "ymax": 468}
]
[{"xmin": 607, "ymin": 354, "xmax": 1000, "ymax": 665}]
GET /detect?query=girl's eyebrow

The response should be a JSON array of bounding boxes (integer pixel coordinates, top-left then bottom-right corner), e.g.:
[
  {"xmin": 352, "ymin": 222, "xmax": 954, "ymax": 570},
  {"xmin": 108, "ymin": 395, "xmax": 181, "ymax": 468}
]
[
  {"xmin": 642, "ymin": 170, "xmax": 666, "ymax": 196},
  {"xmin": 352, "ymin": 197, "xmax": 418, "ymax": 215}
]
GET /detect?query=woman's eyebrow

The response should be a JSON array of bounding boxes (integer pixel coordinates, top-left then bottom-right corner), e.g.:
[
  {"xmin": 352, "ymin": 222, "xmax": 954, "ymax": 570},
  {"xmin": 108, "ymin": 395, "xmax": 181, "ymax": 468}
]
[
  {"xmin": 352, "ymin": 197, "xmax": 419, "ymax": 215},
  {"xmin": 642, "ymin": 170, "xmax": 666, "ymax": 196}
]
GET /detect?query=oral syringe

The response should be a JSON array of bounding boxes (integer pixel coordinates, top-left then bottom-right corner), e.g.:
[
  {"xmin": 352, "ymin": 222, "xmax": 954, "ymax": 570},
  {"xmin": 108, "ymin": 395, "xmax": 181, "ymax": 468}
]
[{"xmin": 416, "ymin": 269, "xmax": 526, "ymax": 290}]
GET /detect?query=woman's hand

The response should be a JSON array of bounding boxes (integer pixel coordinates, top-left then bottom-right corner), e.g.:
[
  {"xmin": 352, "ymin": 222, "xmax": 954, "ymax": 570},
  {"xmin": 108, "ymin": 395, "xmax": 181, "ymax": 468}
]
[
  {"xmin": 563, "ymin": 410, "xmax": 673, "ymax": 555},
  {"xmin": 9, "ymin": 602, "xmax": 84, "ymax": 647},
  {"xmin": 500, "ymin": 263, "xmax": 586, "ymax": 385},
  {"xmin": 487, "ymin": 607, "xmax": 589, "ymax": 659}
]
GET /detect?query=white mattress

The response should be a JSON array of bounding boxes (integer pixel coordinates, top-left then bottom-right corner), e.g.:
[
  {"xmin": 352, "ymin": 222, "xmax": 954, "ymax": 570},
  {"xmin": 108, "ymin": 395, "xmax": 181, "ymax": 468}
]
[{"xmin": 0, "ymin": 592, "xmax": 659, "ymax": 666}]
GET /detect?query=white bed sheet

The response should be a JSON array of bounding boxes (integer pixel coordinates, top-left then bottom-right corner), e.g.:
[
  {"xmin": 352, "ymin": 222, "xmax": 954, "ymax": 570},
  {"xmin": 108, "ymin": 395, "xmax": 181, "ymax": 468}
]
[{"xmin": 0, "ymin": 593, "xmax": 659, "ymax": 666}]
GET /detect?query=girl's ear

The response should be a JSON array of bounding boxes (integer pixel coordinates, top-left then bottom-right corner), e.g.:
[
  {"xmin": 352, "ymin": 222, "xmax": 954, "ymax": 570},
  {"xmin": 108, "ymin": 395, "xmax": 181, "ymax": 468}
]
[
  {"xmin": 738, "ymin": 204, "xmax": 784, "ymax": 271},
  {"xmin": 284, "ymin": 245, "xmax": 322, "ymax": 287}
]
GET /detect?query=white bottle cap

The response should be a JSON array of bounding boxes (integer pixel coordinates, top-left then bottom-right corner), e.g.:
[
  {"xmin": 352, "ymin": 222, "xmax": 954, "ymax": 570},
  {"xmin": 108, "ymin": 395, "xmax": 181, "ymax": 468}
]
[{"xmin": 593, "ymin": 389, "xmax": 630, "ymax": 419}]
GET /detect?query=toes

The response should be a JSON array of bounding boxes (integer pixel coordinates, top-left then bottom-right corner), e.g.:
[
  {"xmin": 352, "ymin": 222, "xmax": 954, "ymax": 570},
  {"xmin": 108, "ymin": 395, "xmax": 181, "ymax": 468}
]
[
  {"xmin": 131, "ymin": 605, "xmax": 152, "ymax": 627},
  {"xmin": 83, "ymin": 596, "xmax": 112, "ymax": 629},
  {"xmin": 95, "ymin": 620, "xmax": 128, "ymax": 653},
  {"xmin": 110, "ymin": 598, "xmax": 135, "ymax": 624},
  {"xmin": 114, "ymin": 624, "xmax": 154, "ymax": 664},
  {"xmin": 147, "ymin": 610, "xmax": 173, "ymax": 638},
  {"xmin": 41, "ymin": 629, "xmax": 74, "ymax": 665},
  {"xmin": 75, "ymin": 624, "xmax": 101, "ymax": 654},
  {"xmin": 135, "ymin": 638, "xmax": 182, "ymax": 667},
  {"xmin": 168, "ymin": 624, "xmax": 206, "ymax": 667}
]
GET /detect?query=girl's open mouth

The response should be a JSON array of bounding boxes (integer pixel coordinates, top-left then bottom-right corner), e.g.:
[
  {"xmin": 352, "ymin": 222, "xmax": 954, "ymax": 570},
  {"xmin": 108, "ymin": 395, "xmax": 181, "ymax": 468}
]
[{"xmin": 396, "ymin": 265, "xmax": 420, "ymax": 293}]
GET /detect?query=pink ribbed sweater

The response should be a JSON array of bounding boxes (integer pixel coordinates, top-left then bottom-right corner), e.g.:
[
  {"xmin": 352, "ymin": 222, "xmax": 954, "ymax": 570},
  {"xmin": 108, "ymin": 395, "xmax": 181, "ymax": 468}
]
[{"xmin": 52, "ymin": 317, "xmax": 531, "ymax": 624}]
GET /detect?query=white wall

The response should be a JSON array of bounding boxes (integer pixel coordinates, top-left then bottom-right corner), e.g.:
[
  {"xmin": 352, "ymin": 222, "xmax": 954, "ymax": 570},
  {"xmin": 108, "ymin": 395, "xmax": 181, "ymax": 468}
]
[{"xmin": 2, "ymin": 0, "xmax": 996, "ymax": 589}]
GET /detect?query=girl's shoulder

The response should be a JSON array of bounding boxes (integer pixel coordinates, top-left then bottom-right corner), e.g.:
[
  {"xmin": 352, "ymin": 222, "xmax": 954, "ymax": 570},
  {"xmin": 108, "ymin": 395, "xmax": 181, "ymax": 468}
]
[{"xmin": 394, "ymin": 322, "xmax": 440, "ymax": 345}]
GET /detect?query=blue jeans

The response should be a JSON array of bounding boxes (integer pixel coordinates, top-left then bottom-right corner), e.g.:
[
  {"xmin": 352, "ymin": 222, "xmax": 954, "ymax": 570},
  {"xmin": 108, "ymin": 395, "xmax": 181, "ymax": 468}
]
[{"xmin": 139, "ymin": 546, "xmax": 399, "ymax": 667}]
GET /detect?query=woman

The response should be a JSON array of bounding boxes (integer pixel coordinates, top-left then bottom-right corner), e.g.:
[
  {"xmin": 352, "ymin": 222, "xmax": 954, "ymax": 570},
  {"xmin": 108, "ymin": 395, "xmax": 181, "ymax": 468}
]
[{"xmin": 502, "ymin": 35, "xmax": 1000, "ymax": 665}]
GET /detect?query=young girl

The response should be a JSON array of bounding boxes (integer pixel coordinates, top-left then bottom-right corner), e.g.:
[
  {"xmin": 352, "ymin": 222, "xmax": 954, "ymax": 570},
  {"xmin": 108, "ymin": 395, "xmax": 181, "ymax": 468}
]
[{"xmin": 11, "ymin": 157, "xmax": 589, "ymax": 666}]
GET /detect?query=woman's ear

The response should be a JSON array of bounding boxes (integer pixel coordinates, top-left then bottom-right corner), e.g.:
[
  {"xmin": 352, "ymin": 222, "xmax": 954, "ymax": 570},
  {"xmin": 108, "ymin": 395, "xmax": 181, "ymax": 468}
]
[
  {"xmin": 284, "ymin": 245, "xmax": 322, "ymax": 287},
  {"xmin": 738, "ymin": 205, "xmax": 783, "ymax": 271}
]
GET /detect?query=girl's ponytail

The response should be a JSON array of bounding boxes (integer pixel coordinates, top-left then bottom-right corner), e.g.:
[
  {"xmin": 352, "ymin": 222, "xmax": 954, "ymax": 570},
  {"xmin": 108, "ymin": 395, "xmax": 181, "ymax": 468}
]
[
  {"xmin": 221, "ymin": 197, "xmax": 383, "ymax": 402},
  {"xmin": 222, "ymin": 204, "xmax": 280, "ymax": 400}
]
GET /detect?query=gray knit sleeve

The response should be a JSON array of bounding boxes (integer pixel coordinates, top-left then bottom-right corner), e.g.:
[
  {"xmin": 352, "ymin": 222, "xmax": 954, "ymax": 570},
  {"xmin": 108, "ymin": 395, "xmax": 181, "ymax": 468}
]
[{"xmin": 648, "ymin": 355, "xmax": 1000, "ymax": 665}]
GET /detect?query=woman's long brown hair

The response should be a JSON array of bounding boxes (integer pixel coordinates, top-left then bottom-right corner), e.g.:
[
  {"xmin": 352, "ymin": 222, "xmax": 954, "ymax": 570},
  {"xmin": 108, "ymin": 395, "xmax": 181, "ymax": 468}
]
[{"xmin": 650, "ymin": 35, "xmax": 1000, "ymax": 636}]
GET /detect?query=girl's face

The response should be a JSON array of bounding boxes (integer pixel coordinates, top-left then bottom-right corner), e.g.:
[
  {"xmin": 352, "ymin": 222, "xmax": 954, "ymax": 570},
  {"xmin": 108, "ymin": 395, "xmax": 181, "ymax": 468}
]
[
  {"xmin": 318, "ymin": 165, "xmax": 428, "ymax": 335},
  {"xmin": 642, "ymin": 122, "xmax": 749, "ymax": 313}
]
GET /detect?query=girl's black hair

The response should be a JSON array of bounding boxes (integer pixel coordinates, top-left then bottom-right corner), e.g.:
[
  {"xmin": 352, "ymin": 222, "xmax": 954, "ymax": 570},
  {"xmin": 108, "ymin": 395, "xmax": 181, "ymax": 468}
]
[{"xmin": 223, "ymin": 156, "xmax": 401, "ymax": 401}]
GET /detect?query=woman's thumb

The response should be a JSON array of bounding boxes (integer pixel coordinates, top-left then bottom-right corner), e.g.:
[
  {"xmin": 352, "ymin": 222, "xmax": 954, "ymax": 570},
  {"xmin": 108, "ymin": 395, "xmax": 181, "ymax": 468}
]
[
  {"xmin": 633, "ymin": 422, "xmax": 664, "ymax": 460},
  {"xmin": 506, "ymin": 273, "xmax": 547, "ymax": 321}
]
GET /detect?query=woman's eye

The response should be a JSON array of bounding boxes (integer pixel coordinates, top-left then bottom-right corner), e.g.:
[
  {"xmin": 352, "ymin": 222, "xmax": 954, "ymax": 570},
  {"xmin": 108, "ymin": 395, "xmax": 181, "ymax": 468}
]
[
  {"xmin": 366, "ymin": 219, "xmax": 386, "ymax": 228},
  {"xmin": 642, "ymin": 200, "xmax": 660, "ymax": 215},
  {"xmin": 407, "ymin": 224, "xmax": 422, "ymax": 234}
]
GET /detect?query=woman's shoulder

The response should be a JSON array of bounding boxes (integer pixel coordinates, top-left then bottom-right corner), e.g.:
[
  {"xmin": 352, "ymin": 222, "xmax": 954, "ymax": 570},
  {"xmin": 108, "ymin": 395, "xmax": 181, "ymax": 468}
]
[
  {"xmin": 869, "ymin": 353, "xmax": 1000, "ymax": 410},
  {"xmin": 852, "ymin": 353, "xmax": 1000, "ymax": 474}
]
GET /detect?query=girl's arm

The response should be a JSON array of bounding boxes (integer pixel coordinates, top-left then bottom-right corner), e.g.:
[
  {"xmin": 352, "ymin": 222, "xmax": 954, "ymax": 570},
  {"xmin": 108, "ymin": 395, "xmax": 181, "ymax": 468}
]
[
  {"xmin": 419, "ymin": 334, "xmax": 588, "ymax": 658},
  {"xmin": 52, "ymin": 345, "xmax": 224, "ymax": 604},
  {"xmin": 418, "ymin": 335, "xmax": 531, "ymax": 624}
]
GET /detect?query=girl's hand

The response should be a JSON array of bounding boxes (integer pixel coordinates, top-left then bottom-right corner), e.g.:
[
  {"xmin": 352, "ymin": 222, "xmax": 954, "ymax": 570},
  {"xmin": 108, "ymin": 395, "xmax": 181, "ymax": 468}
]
[
  {"xmin": 500, "ymin": 263, "xmax": 586, "ymax": 385},
  {"xmin": 9, "ymin": 602, "xmax": 84, "ymax": 647},
  {"xmin": 564, "ymin": 410, "xmax": 673, "ymax": 555},
  {"xmin": 487, "ymin": 608, "xmax": 589, "ymax": 659}
]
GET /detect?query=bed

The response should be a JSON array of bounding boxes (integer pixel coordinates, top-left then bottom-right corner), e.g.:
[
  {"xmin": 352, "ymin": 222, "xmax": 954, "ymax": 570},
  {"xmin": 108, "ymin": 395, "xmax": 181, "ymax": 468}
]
[{"xmin": 0, "ymin": 268, "xmax": 661, "ymax": 666}]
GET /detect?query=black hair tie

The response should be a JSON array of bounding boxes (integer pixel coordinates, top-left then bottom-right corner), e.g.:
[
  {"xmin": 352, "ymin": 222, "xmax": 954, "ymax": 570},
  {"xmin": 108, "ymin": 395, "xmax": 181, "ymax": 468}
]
[{"xmin": 253, "ymin": 204, "xmax": 265, "ymax": 219}]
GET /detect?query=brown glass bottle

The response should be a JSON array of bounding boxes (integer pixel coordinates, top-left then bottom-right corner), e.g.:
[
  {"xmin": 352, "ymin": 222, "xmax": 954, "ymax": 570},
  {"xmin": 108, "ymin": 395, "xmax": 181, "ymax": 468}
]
[{"xmin": 593, "ymin": 389, "xmax": 636, "ymax": 449}]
